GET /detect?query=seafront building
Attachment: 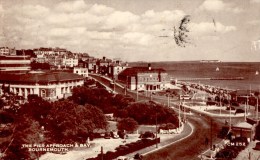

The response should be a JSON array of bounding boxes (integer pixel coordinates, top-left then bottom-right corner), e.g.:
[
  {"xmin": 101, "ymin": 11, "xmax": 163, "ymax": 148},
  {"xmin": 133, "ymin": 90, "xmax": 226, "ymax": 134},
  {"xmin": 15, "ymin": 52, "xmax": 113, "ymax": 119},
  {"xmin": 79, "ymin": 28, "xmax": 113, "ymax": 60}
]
[
  {"xmin": 118, "ymin": 64, "xmax": 170, "ymax": 91},
  {"xmin": 0, "ymin": 71, "xmax": 84, "ymax": 100}
]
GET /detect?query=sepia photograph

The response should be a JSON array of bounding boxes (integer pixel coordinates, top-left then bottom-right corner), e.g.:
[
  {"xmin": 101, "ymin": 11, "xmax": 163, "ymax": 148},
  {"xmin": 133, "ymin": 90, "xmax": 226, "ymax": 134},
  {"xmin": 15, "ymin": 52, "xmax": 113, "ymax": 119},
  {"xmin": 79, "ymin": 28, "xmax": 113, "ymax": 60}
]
[{"xmin": 0, "ymin": 0, "xmax": 260, "ymax": 159}]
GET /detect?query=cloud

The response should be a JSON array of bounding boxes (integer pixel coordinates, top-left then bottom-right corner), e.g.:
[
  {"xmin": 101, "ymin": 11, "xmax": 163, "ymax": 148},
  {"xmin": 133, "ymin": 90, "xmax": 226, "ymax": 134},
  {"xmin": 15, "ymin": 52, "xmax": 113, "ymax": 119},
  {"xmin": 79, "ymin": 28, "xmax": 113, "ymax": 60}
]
[
  {"xmin": 199, "ymin": 0, "xmax": 243, "ymax": 13},
  {"xmin": 8, "ymin": 5, "xmax": 49, "ymax": 19},
  {"xmin": 103, "ymin": 11, "xmax": 140, "ymax": 31},
  {"xmin": 247, "ymin": 20, "xmax": 260, "ymax": 25},
  {"xmin": 190, "ymin": 21, "xmax": 236, "ymax": 35},
  {"xmin": 141, "ymin": 10, "xmax": 185, "ymax": 25},
  {"xmin": 0, "ymin": 4, "xmax": 4, "ymax": 13},
  {"xmin": 0, "ymin": 0, "xmax": 242, "ymax": 61},
  {"xmin": 120, "ymin": 32, "xmax": 154, "ymax": 46},
  {"xmin": 199, "ymin": 0, "xmax": 226, "ymax": 12},
  {"xmin": 55, "ymin": 0, "xmax": 89, "ymax": 13},
  {"xmin": 250, "ymin": 0, "xmax": 260, "ymax": 3},
  {"xmin": 89, "ymin": 4, "xmax": 114, "ymax": 15}
]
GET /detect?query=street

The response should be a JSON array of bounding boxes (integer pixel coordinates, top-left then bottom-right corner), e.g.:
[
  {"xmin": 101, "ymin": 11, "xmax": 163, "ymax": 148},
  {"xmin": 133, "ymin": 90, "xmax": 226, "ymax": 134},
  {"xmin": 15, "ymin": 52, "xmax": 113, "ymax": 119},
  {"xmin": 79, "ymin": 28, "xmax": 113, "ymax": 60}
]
[{"xmin": 89, "ymin": 74, "xmax": 224, "ymax": 159}]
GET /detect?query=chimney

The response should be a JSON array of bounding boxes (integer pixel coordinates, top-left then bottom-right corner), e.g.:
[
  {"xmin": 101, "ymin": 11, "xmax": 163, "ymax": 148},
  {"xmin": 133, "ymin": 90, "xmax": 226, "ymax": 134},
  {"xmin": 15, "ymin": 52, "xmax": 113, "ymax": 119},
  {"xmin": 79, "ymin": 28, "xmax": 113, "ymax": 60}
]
[
  {"xmin": 103, "ymin": 56, "xmax": 106, "ymax": 61},
  {"xmin": 148, "ymin": 63, "xmax": 151, "ymax": 70}
]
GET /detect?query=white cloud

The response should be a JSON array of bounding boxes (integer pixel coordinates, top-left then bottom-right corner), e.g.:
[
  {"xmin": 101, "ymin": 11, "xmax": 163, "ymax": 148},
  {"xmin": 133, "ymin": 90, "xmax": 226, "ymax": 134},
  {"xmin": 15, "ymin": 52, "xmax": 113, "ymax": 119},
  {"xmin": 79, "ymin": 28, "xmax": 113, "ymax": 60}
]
[
  {"xmin": 103, "ymin": 11, "xmax": 140, "ymax": 30},
  {"xmin": 199, "ymin": 0, "xmax": 243, "ymax": 13},
  {"xmin": 190, "ymin": 21, "xmax": 236, "ymax": 35},
  {"xmin": 55, "ymin": 0, "xmax": 88, "ymax": 13},
  {"xmin": 9, "ymin": 5, "xmax": 49, "ymax": 19},
  {"xmin": 0, "ymin": 4, "xmax": 4, "ymax": 13},
  {"xmin": 89, "ymin": 4, "xmax": 114, "ymax": 16},
  {"xmin": 199, "ymin": 0, "xmax": 226, "ymax": 12},
  {"xmin": 141, "ymin": 10, "xmax": 185, "ymax": 25},
  {"xmin": 250, "ymin": 0, "xmax": 260, "ymax": 3},
  {"xmin": 247, "ymin": 20, "xmax": 260, "ymax": 25},
  {"xmin": 0, "ymin": 0, "xmax": 243, "ymax": 61},
  {"xmin": 120, "ymin": 32, "xmax": 153, "ymax": 46}
]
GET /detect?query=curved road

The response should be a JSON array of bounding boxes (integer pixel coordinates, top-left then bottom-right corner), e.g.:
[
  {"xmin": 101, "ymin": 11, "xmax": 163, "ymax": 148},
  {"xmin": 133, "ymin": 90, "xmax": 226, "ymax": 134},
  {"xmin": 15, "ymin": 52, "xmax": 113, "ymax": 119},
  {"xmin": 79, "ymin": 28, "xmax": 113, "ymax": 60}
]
[
  {"xmin": 89, "ymin": 74, "xmax": 222, "ymax": 159},
  {"xmin": 144, "ymin": 113, "xmax": 222, "ymax": 160}
]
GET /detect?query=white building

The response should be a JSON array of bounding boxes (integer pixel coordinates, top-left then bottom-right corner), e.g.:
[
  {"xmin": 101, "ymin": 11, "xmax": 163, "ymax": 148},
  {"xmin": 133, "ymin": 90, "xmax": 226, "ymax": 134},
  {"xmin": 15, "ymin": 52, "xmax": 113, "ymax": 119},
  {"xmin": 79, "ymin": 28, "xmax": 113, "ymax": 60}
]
[
  {"xmin": 63, "ymin": 57, "xmax": 78, "ymax": 68},
  {"xmin": 0, "ymin": 71, "xmax": 84, "ymax": 99},
  {"xmin": 73, "ymin": 67, "xmax": 88, "ymax": 77}
]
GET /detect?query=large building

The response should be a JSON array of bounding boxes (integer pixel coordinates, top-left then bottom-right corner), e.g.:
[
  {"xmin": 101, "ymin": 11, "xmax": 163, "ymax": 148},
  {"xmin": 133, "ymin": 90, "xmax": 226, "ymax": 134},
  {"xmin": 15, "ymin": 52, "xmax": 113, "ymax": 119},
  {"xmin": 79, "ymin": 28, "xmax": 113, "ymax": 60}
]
[
  {"xmin": 0, "ymin": 71, "xmax": 84, "ymax": 100},
  {"xmin": 118, "ymin": 64, "xmax": 170, "ymax": 91},
  {"xmin": 0, "ymin": 55, "xmax": 31, "ymax": 71}
]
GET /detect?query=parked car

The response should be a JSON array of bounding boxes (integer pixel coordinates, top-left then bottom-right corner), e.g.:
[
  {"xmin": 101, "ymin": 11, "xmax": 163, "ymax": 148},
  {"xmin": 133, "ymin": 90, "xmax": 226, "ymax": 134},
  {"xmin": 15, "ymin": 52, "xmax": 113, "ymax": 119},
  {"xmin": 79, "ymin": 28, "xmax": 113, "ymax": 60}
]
[
  {"xmin": 235, "ymin": 109, "xmax": 245, "ymax": 114},
  {"xmin": 117, "ymin": 156, "xmax": 129, "ymax": 160},
  {"xmin": 139, "ymin": 131, "xmax": 155, "ymax": 139},
  {"xmin": 104, "ymin": 132, "xmax": 111, "ymax": 139}
]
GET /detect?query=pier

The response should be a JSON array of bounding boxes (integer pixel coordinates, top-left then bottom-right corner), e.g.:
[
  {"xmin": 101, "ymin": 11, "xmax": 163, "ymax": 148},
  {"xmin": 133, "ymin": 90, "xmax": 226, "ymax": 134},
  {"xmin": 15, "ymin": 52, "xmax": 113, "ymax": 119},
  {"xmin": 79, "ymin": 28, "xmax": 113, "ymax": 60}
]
[{"xmin": 171, "ymin": 77, "xmax": 244, "ymax": 81}]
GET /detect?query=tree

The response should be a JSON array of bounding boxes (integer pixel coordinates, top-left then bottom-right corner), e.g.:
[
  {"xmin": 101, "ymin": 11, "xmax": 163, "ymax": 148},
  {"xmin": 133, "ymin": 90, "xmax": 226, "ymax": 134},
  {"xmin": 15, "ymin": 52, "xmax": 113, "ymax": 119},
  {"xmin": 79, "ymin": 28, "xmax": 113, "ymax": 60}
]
[
  {"xmin": 126, "ymin": 101, "xmax": 179, "ymax": 127},
  {"xmin": 71, "ymin": 86, "xmax": 115, "ymax": 113},
  {"xmin": 114, "ymin": 109, "xmax": 129, "ymax": 118},
  {"xmin": 112, "ymin": 94, "xmax": 135, "ymax": 109},
  {"xmin": 19, "ymin": 97, "xmax": 52, "ymax": 126},
  {"xmin": 0, "ymin": 98, "xmax": 4, "ymax": 110},
  {"xmin": 117, "ymin": 118, "xmax": 138, "ymax": 133},
  {"xmin": 46, "ymin": 100, "xmax": 107, "ymax": 143},
  {"xmin": 0, "ymin": 111, "xmax": 14, "ymax": 124},
  {"xmin": 3, "ymin": 116, "xmax": 44, "ymax": 160}
]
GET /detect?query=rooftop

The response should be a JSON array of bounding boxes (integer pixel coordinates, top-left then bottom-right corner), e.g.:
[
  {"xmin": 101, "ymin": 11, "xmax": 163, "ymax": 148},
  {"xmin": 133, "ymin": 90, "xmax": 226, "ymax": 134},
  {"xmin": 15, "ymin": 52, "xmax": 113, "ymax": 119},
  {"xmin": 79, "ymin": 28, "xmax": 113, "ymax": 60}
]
[
  {"xmin": 119, "ymin": 67, "xmax": 166, "ymax": 76},
  {"xmin": 0, "ymin": 71, "xmax": 84, "ymax": 84}
]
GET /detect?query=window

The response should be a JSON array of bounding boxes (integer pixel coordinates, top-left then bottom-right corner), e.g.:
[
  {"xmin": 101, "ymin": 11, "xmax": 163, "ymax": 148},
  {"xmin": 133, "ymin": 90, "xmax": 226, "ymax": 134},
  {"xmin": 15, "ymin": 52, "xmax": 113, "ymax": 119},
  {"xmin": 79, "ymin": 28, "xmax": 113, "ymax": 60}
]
[{"xmin": 41, "ymin": 89, "xmax": 46, "ymax": 98}]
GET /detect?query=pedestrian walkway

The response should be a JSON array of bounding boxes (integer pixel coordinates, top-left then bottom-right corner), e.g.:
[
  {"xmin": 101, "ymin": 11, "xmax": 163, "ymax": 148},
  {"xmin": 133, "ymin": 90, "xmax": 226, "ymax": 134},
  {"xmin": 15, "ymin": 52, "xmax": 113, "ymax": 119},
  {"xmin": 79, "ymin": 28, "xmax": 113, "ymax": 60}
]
[
  {"xmin": 183, "ymin": 104, "xmax": 249, "ymax": 118},
  {"xmin": 236, "ymin": 140, "xmax": 260, "ymax": 160},
  {"xmin": 124, "ymin": 122, "xmax": 194, "ymax": 159}
]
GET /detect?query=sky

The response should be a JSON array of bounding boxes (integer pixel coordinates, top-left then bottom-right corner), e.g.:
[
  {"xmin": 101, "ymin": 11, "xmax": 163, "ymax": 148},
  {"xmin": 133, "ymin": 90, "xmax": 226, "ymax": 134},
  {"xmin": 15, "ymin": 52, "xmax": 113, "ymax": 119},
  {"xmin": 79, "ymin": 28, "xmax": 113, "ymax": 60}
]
[{"xmin": 0, "ymin": 0, "xmax": 260, "ymax": 62}]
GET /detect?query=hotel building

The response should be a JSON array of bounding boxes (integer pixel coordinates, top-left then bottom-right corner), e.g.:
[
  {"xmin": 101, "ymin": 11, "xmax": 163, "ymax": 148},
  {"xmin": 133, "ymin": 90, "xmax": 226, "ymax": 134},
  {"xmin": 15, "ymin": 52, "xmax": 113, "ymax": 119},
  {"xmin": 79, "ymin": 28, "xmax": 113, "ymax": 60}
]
[{"xmin": 118, "ymin": 64, "xmax": 170, "ymax": 91}]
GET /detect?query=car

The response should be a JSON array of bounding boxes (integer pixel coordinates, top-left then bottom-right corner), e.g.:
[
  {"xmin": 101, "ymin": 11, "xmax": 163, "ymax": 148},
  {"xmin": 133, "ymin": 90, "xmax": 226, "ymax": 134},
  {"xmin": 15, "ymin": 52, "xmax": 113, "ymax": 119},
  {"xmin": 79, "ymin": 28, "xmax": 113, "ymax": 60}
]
[
  {"xmin": 180, "ymin": 95, "xmax": 191, "ymax": 100},
  {"xmin": 235, "ymin": 109, "xmax": 245, "ymax": 114},
  {"xmin": 139, "ymin": 131, "xmax": 155, "ymax": 139},
  {"xmin": 116, "ymin": 156, "xmax": 129, "ymax": 160},
  {"xmin": 104, "ymin": 132, "xmax": 111, "ymax": 139}
]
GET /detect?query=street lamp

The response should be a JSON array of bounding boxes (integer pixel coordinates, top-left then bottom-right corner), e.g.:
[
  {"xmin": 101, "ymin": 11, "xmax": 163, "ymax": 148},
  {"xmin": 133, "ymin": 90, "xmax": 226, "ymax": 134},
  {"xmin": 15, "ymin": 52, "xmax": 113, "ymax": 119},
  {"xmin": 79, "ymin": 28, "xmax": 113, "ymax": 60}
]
[
  {"xmin": 151, "ymin": 102, "xmax": 158, "ymax": 148},
  {"xmin": 155, "ymin": 111, "xmax": 158, "ymax": 148},
  {"xmin": 125, "ymin": 76, "xmax": 128, "ymax": 95}
]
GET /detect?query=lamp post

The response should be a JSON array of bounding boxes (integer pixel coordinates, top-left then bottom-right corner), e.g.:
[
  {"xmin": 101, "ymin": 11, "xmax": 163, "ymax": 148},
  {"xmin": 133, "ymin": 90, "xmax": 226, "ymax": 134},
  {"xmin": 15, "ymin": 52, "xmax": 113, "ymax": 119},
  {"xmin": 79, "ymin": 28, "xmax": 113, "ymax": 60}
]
[
  {"xmin": 179, "ymin": 100, "xmax": 181, "ymax": 129},
  {"xmin": 151, "ymin": 102, "xmax": 158, "ymax": 148},
  {"xmin": 257, "ymin": 97, "xmax": 259, "ymax": 120},
  {"xmin": 167, "ymin": 94, "xmax": 170, "ymax": 107},
  {"xmin": 136, "ymin": 88, "xmax": 139, "ymax": 101},
  {"xmin": 229, "ymin": 100, "xmax": 232, "ymax": 130},
  {"xmin": 155, "ymin": 111, "xmax": 158, "ymax": 148},
  {"xmin": 220, "ymin": 94, "xmax": 222, "ymax": 115},
  {"xmin": 125, "ymin": 76, "xmax": 128, "ymax": 95}
]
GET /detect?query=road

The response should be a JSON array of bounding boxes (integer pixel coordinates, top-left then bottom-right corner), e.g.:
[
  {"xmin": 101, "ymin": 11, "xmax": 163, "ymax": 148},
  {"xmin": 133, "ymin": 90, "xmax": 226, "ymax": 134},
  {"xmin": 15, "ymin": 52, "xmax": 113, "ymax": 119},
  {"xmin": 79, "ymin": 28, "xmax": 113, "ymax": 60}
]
[
  {"xmin": 144, "ymin": 113, "xmax": 222, "ymax": 160},
  {"xmin": 89, "ymin": 74, "xmax": 223, "ymax": 159}
]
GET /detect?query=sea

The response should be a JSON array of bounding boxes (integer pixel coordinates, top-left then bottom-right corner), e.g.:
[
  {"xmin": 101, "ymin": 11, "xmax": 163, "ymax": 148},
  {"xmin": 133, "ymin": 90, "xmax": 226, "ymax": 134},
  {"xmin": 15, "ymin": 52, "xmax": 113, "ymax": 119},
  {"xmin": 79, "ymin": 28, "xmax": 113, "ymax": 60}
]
[{"xmin": 129, "ymin": 62, "xmax": 260, "ymax": 91}]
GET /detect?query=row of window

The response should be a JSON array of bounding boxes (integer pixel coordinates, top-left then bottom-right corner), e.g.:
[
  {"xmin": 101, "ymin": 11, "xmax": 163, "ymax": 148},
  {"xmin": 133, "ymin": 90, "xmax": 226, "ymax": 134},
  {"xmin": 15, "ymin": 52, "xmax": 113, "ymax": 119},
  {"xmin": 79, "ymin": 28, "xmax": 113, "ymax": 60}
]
[{"xmin": 138, "ymin": 77, "xmax": 164, "ymax": 81}]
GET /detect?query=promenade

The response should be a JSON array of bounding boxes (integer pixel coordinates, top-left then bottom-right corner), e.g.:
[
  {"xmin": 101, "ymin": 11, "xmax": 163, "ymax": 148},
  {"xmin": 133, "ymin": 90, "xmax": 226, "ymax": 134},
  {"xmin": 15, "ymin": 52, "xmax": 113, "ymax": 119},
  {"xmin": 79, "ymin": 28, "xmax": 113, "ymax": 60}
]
[
  {"xmin": 124, "ymin": 122, "xmax": 193, "ymax": 159},
  {"xmin": 89, "ymin": 74, "xmax": 258, "ymax": 160}
]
